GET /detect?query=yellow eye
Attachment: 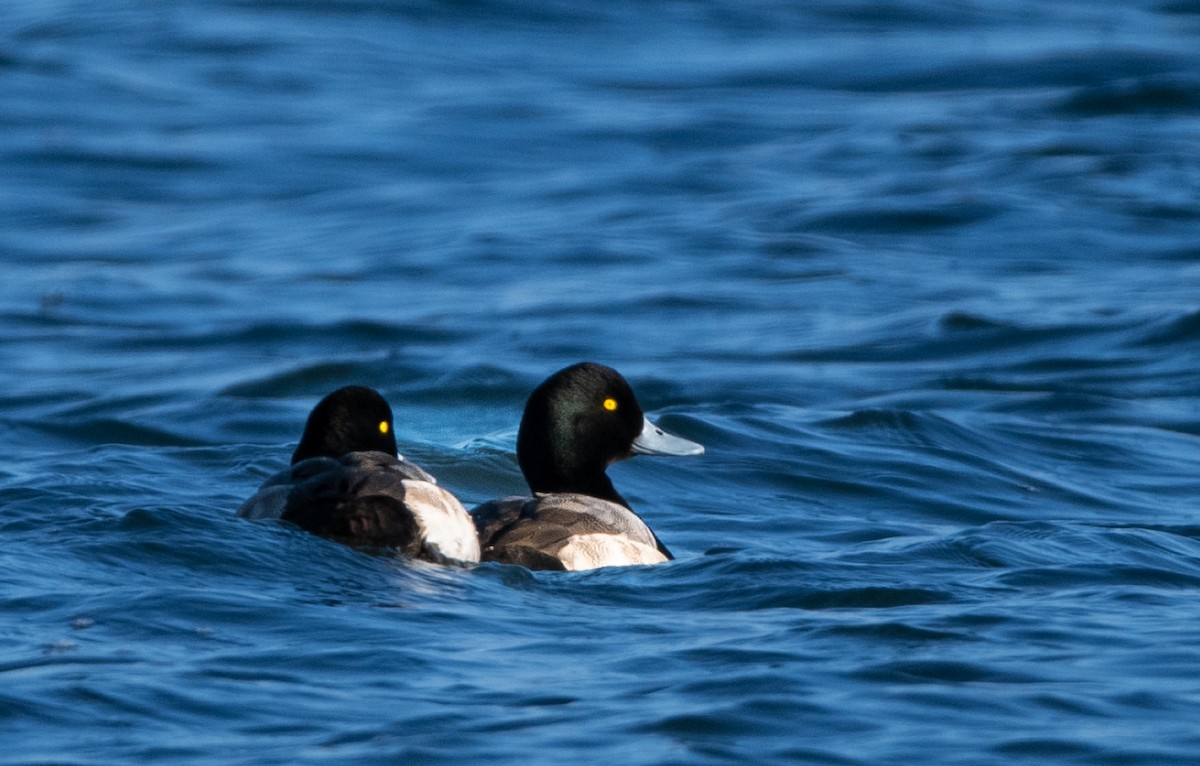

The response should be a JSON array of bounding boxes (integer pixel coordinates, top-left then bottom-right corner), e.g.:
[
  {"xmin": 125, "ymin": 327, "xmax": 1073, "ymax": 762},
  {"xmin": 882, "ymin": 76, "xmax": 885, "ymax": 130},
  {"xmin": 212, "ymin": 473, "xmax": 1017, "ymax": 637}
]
[
  {"xmin": 603, "ymin": 397, "xmax": 618, "ymax": 412},
  {"xmin": 378, "ymin": 421, "xmax": 389, "ymax": 434}
]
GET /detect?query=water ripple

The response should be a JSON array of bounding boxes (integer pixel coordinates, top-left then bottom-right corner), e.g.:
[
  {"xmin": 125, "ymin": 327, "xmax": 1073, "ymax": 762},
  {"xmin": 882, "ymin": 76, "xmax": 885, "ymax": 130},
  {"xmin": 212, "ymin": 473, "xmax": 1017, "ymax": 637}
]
[{"xmin": 5, "ymin": 0, "xmax": 1200, "ymax": 763}]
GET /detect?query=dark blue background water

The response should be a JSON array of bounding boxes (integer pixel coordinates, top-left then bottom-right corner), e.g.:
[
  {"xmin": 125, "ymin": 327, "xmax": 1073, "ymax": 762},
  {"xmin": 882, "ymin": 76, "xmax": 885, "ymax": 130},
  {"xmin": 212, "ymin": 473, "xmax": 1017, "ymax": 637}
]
[{"xmin": 4, "ymin": 1, "xmax": 1200, "ymax": 763}]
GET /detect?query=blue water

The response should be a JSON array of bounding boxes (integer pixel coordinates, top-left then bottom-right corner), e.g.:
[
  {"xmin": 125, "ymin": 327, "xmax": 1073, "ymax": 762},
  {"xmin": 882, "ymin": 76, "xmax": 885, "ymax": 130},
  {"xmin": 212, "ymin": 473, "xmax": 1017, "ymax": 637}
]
[{"xmin": 4, "ymin": 0, "xmax": 1200, "ymax": 763}]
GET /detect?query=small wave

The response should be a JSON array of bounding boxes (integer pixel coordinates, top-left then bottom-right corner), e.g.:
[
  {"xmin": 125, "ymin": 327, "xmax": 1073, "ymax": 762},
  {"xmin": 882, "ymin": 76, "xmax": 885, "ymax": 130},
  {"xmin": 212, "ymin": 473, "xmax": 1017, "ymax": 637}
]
[
  {"xmin": 998, "ymin": 564, "xmax": 1200, "ymax": 591},
  {"xmin": 937, "ymin": 310, "xmax": 1017, "ymax": 333},
  {"xmin": 992, "ymin": 739, "xmax": 1108, "ymax": 760},
  {"xmin": 1057, "ymin": 74, "xmax": 1200, "ymax": 117},
  {"xmin": 821, "ymin": 408, "xmax": 928, "ymax": 435},
  {"xmin": 16, "ymin": 414, "xmax": 204, "ymax": 450},
  {"xmin": 1160, "ymin": 0, "xmax": 1200, "ymax": 13},
  {"xmin": 817, "ymin": 621, "xmax": 973, "ymax": 643},
  {"xmin": 152, "ymin": 318, "xmax": 464, "ymax": 353},
  {"xmin": 799, "ymin": 200, "xmax": 1000, "ymax": 234},
  {"xmin": 220, "ymin": 360, "xmax": 399, "ymax": 398},
  {"xmin": 1125, "ymin": 308, "xmax": 1200, "ymax": 348},
  {"xmin": 854, "ymin": 659, "xmax": 1040, "ymax": 684}
]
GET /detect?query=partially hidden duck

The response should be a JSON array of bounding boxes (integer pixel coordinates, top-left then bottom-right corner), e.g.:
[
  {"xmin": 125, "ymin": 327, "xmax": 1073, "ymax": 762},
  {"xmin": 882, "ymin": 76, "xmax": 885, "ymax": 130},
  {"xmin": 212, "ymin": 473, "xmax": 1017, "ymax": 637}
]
[{"xmin": 238, "ymin": 385, "xmax": 480, "ymax": 565}]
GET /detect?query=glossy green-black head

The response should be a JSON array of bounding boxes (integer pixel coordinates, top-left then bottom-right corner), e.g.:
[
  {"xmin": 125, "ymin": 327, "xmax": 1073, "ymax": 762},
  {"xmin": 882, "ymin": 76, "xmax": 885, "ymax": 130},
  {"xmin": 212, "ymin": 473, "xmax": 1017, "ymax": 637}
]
[
  {"xmin": 291, "ymin": 385, "xmax": 397, "ymax": 464},
  {"xmin": 516, "ymin": 362, "xmax": 703, "ymax": 506}
]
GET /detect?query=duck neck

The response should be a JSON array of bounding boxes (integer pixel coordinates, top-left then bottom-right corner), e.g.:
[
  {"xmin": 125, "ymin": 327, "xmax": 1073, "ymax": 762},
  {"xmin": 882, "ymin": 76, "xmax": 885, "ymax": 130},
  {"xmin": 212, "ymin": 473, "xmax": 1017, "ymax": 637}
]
[{"xmin": 521, "ymin": 457, "xmax": 631, "ymax": 509}]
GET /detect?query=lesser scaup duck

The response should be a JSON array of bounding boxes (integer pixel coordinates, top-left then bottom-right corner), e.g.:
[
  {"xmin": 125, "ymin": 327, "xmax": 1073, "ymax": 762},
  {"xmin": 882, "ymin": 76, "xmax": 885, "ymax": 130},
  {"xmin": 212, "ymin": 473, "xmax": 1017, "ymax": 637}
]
[
  {"xmin": 470, "ymin": 362, "xmax": 703, "ymax": 571},
  {"xmin": 237, "ymin": 385, "xmax": 480, "ymax": 565}
]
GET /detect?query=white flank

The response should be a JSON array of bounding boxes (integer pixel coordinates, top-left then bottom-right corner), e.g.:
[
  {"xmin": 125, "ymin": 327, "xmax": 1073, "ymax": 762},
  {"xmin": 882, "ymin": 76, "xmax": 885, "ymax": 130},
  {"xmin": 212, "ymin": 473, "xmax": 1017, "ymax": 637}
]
[
  {"xmin": 401, "ymin": 480, "xmax": 481, "ymax": 564},
  {"xmin": 557, "ymin": 534, "xmax": 668, "ymax": 571}
]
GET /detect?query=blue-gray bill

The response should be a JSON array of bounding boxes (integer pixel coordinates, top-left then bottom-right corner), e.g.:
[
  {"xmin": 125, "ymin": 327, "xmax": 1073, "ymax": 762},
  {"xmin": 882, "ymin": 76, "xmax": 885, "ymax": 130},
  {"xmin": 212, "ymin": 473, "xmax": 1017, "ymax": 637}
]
[{"xmin": 630, "ymin": 416, "xmax": 704, "ymax": 457}]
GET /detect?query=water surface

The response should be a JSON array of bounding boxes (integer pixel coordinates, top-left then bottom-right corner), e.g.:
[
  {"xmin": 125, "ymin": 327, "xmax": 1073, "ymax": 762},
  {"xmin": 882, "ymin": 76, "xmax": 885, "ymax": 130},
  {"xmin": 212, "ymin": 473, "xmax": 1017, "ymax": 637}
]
[{"xmin": 3, "ymin": 1, "xmax": 1200, "ymax": 763}]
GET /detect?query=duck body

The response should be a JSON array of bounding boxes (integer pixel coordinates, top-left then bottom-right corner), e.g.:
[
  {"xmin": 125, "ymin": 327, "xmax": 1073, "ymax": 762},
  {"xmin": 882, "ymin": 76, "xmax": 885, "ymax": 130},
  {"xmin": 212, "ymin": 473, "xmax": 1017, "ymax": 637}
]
[
  {"xmin": 472, "ymin": 493, "xmax": 668, "ymax": 571},
  {"xmin": 471, "ymin": 362, "xmax": 702, "ymax": 571},
  {"xmin": 238, "ymin": 386, "xmax": 480, "ymax": 565}
]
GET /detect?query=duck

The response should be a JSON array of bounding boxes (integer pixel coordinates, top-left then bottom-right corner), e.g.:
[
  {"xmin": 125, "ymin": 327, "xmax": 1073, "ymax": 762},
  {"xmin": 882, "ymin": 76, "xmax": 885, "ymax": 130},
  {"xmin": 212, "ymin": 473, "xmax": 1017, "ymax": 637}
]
[
  {"xmin": 470, "ymin": 362, "xmax": 703, "ymax": 571},
  {"xmin": 237, "ymin": 385, "xmax": 480, "ymax": 565}
]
